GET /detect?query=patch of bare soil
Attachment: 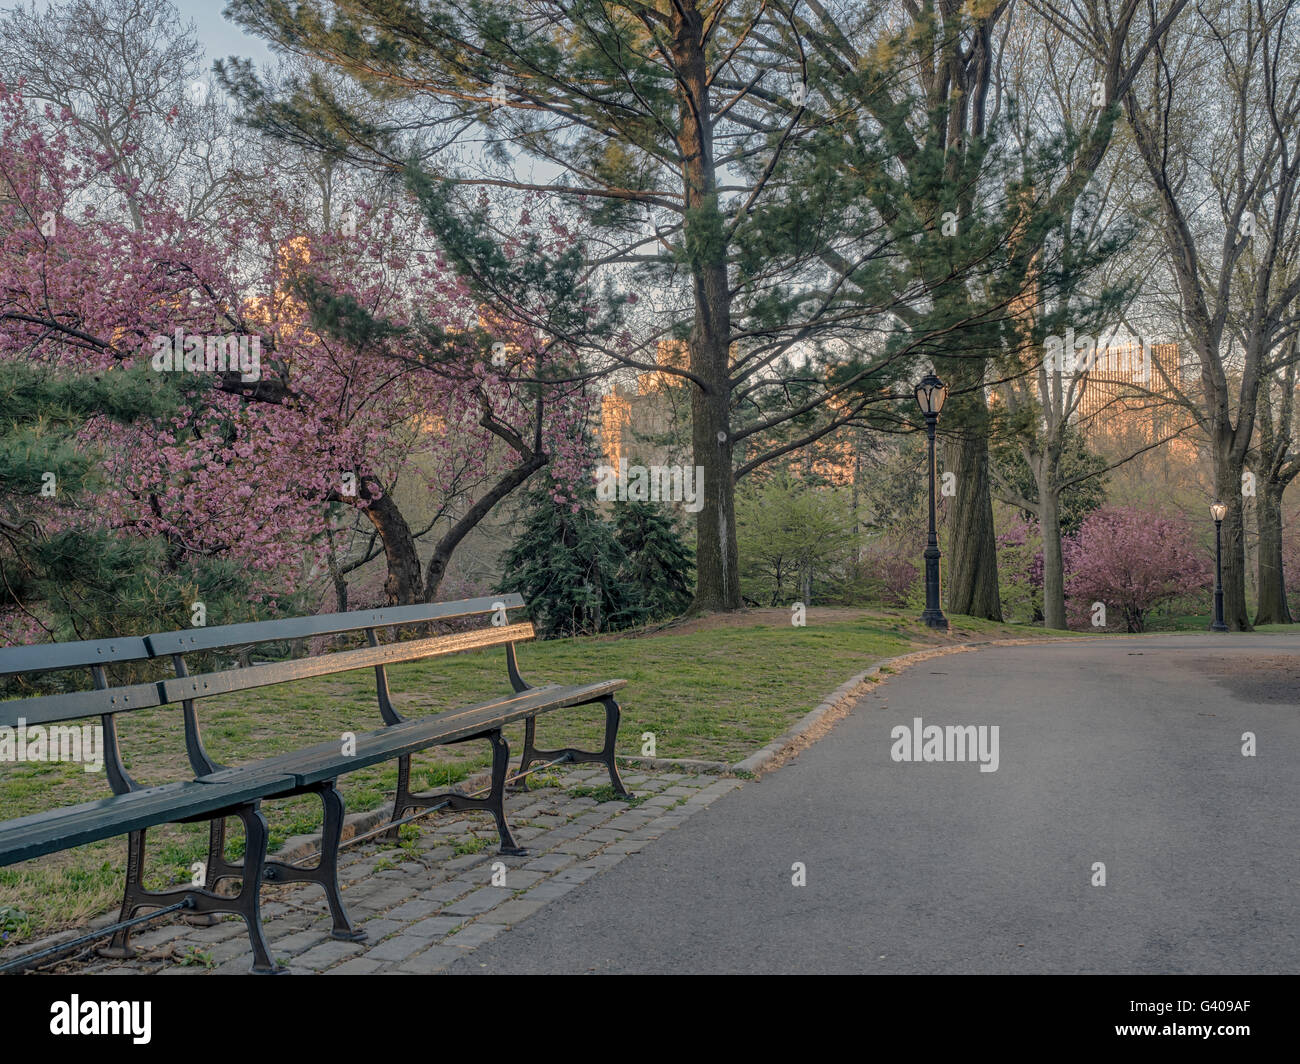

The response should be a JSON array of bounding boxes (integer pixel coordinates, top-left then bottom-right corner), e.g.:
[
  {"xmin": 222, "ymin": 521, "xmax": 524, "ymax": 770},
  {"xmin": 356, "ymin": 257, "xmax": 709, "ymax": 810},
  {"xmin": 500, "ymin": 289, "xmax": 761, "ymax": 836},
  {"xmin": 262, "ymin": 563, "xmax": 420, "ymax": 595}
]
[{"xmin": 1191, "ymin": 654, "xmax": 1300, "ymax": 705}]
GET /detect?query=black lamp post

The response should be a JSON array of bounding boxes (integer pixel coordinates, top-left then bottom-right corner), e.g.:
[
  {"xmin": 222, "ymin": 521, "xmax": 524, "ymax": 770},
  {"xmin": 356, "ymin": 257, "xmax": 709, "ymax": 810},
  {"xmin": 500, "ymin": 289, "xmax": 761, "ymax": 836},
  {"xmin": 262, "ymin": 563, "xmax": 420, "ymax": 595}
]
[
  {"xmin": 1210, "ymin": 502, "xmax": 1229, "ymax": 632},
  {"xmin": 914, "ymin": 373, "xmax": 949, "ymax": 630}
]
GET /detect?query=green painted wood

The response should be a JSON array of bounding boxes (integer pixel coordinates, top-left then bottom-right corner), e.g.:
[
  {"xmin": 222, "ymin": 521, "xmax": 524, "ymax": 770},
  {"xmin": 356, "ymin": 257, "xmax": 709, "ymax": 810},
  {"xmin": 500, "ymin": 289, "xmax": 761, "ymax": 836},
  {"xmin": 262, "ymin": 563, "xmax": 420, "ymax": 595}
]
[
  {"xmin": 0, "ymin": 680, "xmax": 166, "ymax": 729},
  {"xmin": 0, "ymin": 774, "xmax": 295, "ymax": 865},
  {"xmin": 288, "ymin": 681, "xmax": 627, "ymax": 787},
  {"xmin": 0, "ymin": 636, "xmax": 151, "ymax": 677},
  {"xmin": 193, "ymin": 678, "xmax": 627, "ymax": 790},
  {"xmin": 158, "ymin": 623, "xmax": 535, "ymax": 705},
  {"xmin": 143, "ymin": 595, "xmax": 526, "ymax": 656}
]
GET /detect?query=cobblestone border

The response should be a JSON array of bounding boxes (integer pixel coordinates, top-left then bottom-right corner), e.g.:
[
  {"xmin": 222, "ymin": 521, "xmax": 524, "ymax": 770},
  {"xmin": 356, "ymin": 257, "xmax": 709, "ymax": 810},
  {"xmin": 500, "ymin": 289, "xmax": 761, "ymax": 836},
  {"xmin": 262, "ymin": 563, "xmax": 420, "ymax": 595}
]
[{"xmin": 42, "ymin": 767, "xmax": 743, "ymax": 976}]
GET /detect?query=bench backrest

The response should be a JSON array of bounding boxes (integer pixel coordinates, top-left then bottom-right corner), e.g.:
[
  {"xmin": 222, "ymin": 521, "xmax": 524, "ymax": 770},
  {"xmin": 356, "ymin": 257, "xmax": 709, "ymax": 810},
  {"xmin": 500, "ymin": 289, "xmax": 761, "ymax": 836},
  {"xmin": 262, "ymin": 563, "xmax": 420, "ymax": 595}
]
[
  {"xmin": 0, "ymin": 595, "xmax": 532, "ymax": 788},
  {"xmin": 142, "ymin": 595, "xmax": 526, "ymax": 656},
  {"xmin": 0, "ymin": 635, "xmax": 157, "ymax": 793},
  {"xmin": 0, "ymin": 678, "xmax": 165, "ymax": 728},
  {"xmin": 0, "ymin": 636, "xmax": 153, "ymax": 678},
  {"xmin": 160, "ymin": 622, "xmax": 534, "ymax": 704}
]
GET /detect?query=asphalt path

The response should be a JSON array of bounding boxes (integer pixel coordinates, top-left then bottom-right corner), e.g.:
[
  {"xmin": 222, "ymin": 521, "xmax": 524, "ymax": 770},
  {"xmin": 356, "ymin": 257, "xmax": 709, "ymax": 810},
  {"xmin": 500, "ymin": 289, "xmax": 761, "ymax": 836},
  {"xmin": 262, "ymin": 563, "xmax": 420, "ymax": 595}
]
[{"xmin": 449, "ymin": 633, "xmax": 1300, "ymax": 974}]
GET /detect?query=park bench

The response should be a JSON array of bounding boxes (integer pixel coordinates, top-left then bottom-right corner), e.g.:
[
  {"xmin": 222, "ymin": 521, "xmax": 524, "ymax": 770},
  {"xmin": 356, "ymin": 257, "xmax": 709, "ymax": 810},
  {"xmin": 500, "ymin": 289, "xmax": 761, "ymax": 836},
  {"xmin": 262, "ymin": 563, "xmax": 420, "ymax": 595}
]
[{"xmin": 0, "ymin": 594, "xmax": 628, "ymax": 973}]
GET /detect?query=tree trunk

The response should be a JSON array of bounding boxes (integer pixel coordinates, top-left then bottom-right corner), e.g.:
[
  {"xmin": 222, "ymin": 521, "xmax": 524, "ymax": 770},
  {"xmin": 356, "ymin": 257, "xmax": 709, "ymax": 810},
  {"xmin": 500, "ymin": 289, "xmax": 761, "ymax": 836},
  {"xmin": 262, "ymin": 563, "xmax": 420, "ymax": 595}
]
[
  {"xmin": 360, "ymin": 489, "xmax": 422, "ymax": 606},
  {"xmin": 851, "ymin": 429, "xmax": 862, "ymax": 568},
  {"xmin": 1213, "ymin": 444, "xmax": 1253, "ymax": 631},
  {"xmin": 1254, "ymin": 484, "xmax": 1292, "ymax": 625},
  {"xmin": 423, "ymin": 454, "xmax": 547, "ymax": 602},
  {"xmin": 1038, "ymin": 473, "xmax": 1068, "ymax": 631},
  {"xmin": 327, "ymin": 545, "xmax": 348, "ymax": 614},
  {"xmin": 941, "ymin": 379, "xmax": 1002, "ymax": 620},
  {"xmin": 672, "ymin": 3, "xmax": 740, "ymax": 612},
  {"xmin": 690, "ymin": 370, "xmax": 739, "ymax": 611}
]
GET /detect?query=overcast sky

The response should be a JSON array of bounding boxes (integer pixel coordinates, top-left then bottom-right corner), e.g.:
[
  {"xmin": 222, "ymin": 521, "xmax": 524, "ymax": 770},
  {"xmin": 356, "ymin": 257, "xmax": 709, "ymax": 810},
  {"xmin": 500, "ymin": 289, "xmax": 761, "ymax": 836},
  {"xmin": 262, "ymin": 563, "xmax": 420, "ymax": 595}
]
[{"xmin": 177, "ymin": 1, "xmax": 275, "ymax": 71}]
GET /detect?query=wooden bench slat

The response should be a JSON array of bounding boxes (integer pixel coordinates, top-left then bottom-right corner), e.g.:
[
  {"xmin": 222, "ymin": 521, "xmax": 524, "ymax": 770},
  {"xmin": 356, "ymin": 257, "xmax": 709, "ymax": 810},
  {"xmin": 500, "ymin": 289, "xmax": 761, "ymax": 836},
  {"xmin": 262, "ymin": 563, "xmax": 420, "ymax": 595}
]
[
  {"xmin": 158, "ymin": 623, "xmax": 535, "ymax": 705},
  {"xmin": 0, "ymin": 679, "xmax": 165, "ymax": 728},
  {"xmin": 0, "ymin": 775, "xmax": 295, "ymax": 866},
  {"xmin": 0, "ymin": 636, "xmax": 152, "ymax": 677},
  {"xmin": 144, "ymin": 595, "xmax": 527, "ymax": 656},
  {"xmin": 193, "ymin": 685, "xmax": 566, "ymax": 785},
  {"xmin": 0, "ymin": 596, "xmax": 527, "ymax": 676},
  {"xmin": 193, "ymin": 679, "xmax": 627, "ymax": 791},
  {"xmin": 287, "ymin": 681, "xmax": 627, "ymax": 787},
  {"xmin": 387, "ymin": 679, "xmax": 626, "ymax": 747}
]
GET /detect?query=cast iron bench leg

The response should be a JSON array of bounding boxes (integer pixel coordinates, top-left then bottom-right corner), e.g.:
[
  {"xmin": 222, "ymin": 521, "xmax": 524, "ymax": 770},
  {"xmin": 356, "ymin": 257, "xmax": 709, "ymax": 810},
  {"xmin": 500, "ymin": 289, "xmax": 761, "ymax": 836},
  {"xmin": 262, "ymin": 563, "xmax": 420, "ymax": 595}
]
[
  {"xmin": 99, "ymin": 804, "xmax": 277, "ymax": 973},
  {"xmin": 233, "ymin": 804, "xmax": 277, "ymax": 973},
  {"xmin": 385, "ymin": 751, "xmax": 419, "ymax": 842},
  {"xmin": 512, "ymin": 716, "xmax": 542, "ymax": 791},
  {"xmin": 100, "ymin": 828, "xmax": 150, "ymax": 960},
  {"xmin": 483, "ymin": 729, "xmax": 526, "ymax": 856},
  {"xmin": 598, "ymin": 696, "xmax": 629, "ymax": 797},
  {"xmin": 515, "ymin": 697, "xmax": 630, "ymax": 797},
  {"xmin": 386, "ymin": 731, "xmax": 526, "ymax": 856},
  {"xmin": 262, "ymin": 781, "xmax": 365, "ymax": 942},
  {"xmin": 180, "ymin": 816, "xmax": 234, "ymax": 927}
]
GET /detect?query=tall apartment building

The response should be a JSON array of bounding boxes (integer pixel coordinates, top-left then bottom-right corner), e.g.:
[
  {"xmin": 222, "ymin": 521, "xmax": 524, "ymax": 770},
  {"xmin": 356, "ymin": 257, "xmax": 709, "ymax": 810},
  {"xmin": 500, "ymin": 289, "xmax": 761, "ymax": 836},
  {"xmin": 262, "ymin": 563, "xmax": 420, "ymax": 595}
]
[
  {"xmin": 1072, "ymin": 341, "xmax": 1192, "ymax": 450},
  {"xmin": 597, "ymin": 340, "xmax": 692, "ymax": 470}
]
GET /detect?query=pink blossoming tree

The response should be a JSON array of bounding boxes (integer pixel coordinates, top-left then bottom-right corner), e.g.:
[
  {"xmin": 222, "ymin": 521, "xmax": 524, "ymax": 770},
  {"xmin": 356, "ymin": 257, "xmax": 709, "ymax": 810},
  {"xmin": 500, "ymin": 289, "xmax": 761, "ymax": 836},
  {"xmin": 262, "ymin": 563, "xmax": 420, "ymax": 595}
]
[{"xmin": 1063, "ymin": 507, "xmax": 1210, "ymax": 632}]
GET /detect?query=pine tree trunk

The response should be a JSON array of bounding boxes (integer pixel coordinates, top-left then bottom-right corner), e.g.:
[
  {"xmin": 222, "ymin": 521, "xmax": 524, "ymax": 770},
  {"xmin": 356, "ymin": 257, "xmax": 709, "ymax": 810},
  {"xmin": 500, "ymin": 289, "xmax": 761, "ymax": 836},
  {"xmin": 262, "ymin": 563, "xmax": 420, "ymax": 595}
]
[
  {"xmin": 851, "ymin": 430, "xmax": 862, "ymax": 568},
  {"xmin": 1254, "ymin": 484, "xmax": 1292, "ymax": 624},
  {"xmin": 690, "ymin": 367, "xmax": 738, "ymax": 611},
  {"xmin": 672, "ymin": 3, "xmax": 740, "ymax": 612}
]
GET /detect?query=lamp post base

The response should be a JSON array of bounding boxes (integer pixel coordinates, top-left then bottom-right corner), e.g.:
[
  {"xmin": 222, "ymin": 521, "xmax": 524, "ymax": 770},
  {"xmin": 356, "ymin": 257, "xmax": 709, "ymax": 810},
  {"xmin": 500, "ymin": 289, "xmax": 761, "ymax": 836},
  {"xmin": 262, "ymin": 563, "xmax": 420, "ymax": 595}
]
[
  {"xmin": 1210, "ymin": 585, "xmax": 1228, "ymax": 632},
  {"xmin": 920, "ymin": 609, "xmax": 950, "ymax": 631}
]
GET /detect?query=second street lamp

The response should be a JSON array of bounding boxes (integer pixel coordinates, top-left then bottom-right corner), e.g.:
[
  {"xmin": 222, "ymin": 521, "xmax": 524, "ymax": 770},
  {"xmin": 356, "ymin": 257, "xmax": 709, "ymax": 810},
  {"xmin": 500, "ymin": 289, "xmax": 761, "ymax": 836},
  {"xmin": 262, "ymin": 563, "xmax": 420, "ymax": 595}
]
[
  {"xmin": 915, "ymin": 373, "xmax": 949, "ymax": 631},
  {"xmin": 1210, "ymin": 502, "xmax": 1229, "ymax": 632}
]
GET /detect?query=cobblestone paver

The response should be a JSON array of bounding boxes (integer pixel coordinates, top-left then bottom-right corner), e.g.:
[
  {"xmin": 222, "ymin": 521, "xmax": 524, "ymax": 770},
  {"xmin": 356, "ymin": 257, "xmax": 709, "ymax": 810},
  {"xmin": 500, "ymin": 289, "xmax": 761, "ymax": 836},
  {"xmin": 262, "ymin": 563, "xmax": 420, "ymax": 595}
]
[{"xmin": 42, "ymin": 768, "xmax": 742, "ymax": 975}]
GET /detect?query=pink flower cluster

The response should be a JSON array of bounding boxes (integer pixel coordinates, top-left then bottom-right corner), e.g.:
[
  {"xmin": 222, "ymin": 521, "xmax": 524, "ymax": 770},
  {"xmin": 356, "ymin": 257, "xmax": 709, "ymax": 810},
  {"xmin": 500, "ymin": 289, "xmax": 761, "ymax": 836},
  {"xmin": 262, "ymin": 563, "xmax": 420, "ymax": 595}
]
[{"xmin": 0, "ymin": 85, "xmax": 595, "ymax": 637}]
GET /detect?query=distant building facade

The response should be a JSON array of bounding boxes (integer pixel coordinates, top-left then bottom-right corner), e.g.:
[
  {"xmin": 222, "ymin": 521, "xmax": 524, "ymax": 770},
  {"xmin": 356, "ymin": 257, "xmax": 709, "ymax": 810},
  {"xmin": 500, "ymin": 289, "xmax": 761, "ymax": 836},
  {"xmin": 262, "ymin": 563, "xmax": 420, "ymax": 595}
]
[
  {"xmin": 1072, "ymin": 341, "xmax": 1199, "ymax": 462},
  {"xmin": 596, "ymin": 340, "xmax": 692, "ymax": 472}
]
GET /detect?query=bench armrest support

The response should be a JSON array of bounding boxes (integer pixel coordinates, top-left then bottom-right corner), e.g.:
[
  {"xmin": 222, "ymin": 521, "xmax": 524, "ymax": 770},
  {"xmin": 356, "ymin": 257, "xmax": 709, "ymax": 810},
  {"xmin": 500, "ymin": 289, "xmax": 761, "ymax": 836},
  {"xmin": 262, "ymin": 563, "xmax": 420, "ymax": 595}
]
[
  {"xmin": 366, "ymin": 628, "xmax": 405, "ymax": 725},
  {"xmin": 171, "ymin": 654, "xmax": 225, "ymax": 776},
  {"xmin": 91, "ymin": 665, "xmax": 139, "ymax": 795},
  {"xmin": 505, "ymin": 642, "xmax": 531, "ymax": 693}
]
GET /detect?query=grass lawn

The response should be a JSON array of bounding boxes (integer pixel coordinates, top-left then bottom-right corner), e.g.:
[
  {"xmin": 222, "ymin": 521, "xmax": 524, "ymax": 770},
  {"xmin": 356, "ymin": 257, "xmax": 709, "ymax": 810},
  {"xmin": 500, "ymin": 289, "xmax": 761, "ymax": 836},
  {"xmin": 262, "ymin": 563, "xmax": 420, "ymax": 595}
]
[
  {"xmin": 1154, "ymin": 610, "xmax": 1300, "ymax": 633},
  {"xmin": 1, "ymin": 607, "xmax": 1050, "ymax": 946}
]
